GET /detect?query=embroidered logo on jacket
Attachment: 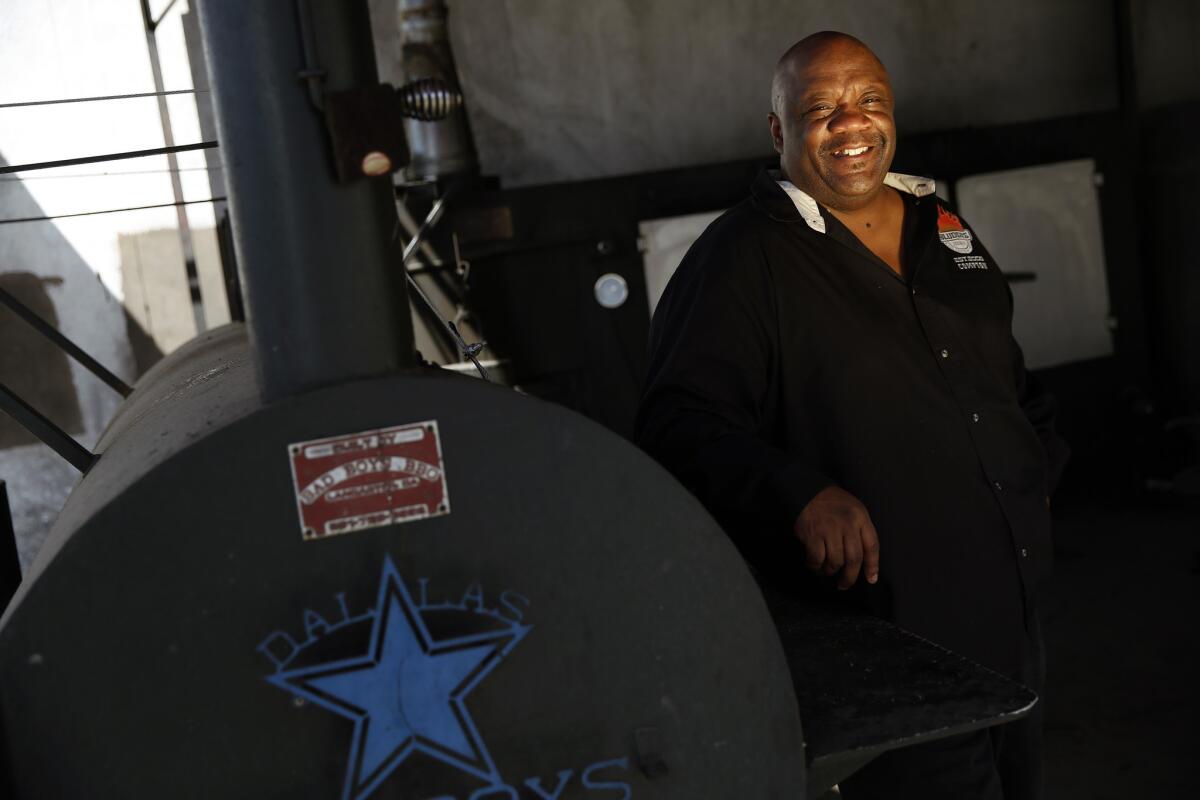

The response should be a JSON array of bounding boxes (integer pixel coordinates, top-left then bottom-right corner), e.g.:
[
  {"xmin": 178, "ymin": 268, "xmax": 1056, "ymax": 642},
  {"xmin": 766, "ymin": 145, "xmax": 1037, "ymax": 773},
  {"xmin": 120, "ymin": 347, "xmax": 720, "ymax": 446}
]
[{"xmin": 937, "ymin": 205, "xmax": 974, "ymax": 254}]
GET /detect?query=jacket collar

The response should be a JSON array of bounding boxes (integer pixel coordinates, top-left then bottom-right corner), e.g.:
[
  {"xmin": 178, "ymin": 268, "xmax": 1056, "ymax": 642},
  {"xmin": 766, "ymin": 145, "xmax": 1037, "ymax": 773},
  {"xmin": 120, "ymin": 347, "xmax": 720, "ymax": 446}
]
[{"xmin": 751, "ymin": 168, "xmax": 937, "ymax": 234}]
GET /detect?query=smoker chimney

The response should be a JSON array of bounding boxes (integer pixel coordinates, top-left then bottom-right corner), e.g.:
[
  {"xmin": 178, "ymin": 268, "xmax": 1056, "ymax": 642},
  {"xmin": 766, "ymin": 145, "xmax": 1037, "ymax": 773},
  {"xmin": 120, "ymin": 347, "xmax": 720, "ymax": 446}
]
[{"xmin": 198, "ymin": 0, "xmax": 416, "ymax": 404}]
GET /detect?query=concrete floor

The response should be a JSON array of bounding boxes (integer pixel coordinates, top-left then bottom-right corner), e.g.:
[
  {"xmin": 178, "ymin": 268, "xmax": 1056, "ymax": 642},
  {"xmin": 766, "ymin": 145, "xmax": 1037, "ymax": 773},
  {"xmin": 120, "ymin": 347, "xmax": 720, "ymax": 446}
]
[{"xmin": 1041, "ymin": 495, "xmax": 1200, "ymax": 798}]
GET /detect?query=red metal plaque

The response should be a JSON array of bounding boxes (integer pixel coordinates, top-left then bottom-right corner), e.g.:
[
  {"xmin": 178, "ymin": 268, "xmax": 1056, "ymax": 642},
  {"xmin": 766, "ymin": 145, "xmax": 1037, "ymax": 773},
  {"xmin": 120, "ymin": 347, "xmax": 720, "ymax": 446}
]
[{"xmin": 288, "ymin": 420, "xmax": 449, "ymax": 541}]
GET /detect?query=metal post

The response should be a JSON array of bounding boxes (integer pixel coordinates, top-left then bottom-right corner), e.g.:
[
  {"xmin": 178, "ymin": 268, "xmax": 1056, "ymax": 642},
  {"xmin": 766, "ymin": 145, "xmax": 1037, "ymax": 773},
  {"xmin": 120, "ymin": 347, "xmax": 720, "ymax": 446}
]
[
  {"xmin": 196, "ymin": 0, "xmax": 415, "ymax": 403},
  {"xmin": 182, "ymin": 9, "xmax": 241, "ymax": 322},
  {"xmin": 0, "ymin": 482, "xmax": 20, "ymax": 611},
  {"xmin": 139, "ymin": 0, "xmax": 207, "ymax": 335}
]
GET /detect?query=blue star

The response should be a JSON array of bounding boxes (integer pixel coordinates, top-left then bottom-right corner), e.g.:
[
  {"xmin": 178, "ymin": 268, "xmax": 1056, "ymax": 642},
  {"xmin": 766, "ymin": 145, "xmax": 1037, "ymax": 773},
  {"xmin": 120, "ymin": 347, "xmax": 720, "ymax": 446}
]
[{"xmin": 269, "ymin": 558, "xmax": 529, "ymax": 800}]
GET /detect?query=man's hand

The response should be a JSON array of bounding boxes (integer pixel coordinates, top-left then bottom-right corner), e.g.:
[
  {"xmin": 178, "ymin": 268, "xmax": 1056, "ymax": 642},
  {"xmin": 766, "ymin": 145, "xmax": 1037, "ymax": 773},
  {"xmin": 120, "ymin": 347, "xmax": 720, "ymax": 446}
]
[{"xmin": 794, "ymin": 486, "xmax": 880, "ymax": 589}]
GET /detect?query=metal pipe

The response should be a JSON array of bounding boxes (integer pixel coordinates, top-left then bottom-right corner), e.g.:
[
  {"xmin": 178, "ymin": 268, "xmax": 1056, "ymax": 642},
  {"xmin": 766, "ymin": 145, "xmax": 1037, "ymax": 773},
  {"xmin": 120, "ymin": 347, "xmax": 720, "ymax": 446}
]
[
  {"xmin": 196, "ymin": 0, "xmax": 415, "ymax": 403},
  {"xmin": 139, "ymin": 0, "xmax": 206, "ymax": 335},
  {"xmin": 398, "ymin": 0, "xmax": 479, "ymax": 179},
  {"xmin": 181, "ymin": 9, "xmax": 241, "ymax": 322}
]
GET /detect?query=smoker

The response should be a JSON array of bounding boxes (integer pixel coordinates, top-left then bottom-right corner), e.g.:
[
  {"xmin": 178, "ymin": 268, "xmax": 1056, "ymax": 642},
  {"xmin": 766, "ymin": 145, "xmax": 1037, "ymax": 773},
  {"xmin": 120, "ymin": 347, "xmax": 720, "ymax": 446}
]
[{"xmin": 0, "ymin": 3, "xmax": 1033, "ymax": 798}]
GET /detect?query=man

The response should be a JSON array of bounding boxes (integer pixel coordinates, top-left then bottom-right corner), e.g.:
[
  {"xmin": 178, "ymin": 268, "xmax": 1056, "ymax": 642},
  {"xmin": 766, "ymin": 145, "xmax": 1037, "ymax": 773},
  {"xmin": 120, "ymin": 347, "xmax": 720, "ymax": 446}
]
[{"xmin": 635, "ymin": 32, "xmax": 1068, "ymax": 800}]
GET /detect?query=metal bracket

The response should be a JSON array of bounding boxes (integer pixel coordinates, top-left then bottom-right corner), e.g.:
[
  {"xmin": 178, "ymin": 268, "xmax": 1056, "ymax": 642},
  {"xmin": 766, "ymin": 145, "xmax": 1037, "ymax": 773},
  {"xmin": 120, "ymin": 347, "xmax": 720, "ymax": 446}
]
[
  {"xmin": 323, "ymin": 79, "xmax": 464, "ymax": 183},
  {"xmin": 296, "ymin": 0, "xmax": 461, "ymax": 183},
  {"xmin": 323, "ymin": 85, "xmax": 412, "ymax": 182}
]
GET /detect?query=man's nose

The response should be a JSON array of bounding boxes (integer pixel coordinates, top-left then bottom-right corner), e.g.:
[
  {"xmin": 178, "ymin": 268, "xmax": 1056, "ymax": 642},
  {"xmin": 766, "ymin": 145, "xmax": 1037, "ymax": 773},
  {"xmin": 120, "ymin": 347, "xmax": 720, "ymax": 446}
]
[{"xmin": 828, "ymin": 106, "xmax": 872, "ymax": 133}]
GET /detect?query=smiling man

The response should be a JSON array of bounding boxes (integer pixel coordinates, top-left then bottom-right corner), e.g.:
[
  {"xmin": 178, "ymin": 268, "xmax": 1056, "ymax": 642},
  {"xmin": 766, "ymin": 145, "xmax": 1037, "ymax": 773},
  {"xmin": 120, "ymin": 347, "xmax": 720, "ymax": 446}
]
[{"xmin": 636, "ymin": 32, "xmax": 1068, "ymax": 800}]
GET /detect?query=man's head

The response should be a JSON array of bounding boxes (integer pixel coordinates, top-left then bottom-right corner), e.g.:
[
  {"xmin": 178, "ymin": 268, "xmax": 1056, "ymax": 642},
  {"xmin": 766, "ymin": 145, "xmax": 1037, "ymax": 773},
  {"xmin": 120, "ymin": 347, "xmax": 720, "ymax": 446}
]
[{"xmin": 768, "ymin": 32, "xmax": 897, "ymax": 212}]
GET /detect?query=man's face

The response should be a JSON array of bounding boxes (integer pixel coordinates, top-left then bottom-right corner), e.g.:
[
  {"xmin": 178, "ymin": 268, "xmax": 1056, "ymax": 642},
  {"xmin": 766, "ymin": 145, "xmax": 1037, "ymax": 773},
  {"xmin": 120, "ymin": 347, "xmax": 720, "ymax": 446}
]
[{"xmin": 769, "ymin": 42, "xmax": 897, "ymax": 211}]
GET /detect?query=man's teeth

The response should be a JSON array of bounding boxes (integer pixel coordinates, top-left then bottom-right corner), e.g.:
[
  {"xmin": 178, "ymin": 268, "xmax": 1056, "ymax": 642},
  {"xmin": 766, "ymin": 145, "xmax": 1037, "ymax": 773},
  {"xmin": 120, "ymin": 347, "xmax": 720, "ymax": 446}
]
[{"xmin": 837, "ymin": 146, "xmax": 870, "ymax": 156}]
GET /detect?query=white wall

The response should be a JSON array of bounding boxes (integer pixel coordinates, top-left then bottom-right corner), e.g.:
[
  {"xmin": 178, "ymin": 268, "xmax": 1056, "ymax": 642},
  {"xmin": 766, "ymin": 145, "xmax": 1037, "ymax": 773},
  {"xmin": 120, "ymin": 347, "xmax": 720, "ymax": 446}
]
[{"xmin": 372, "ymin": 0, "xmax": 1120, "ymax": 187}]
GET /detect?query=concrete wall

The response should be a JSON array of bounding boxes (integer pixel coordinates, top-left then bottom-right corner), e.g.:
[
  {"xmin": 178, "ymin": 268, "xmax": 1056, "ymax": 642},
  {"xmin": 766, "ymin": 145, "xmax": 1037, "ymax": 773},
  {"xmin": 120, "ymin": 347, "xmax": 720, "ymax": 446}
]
[
  {"xmin": 120, "ymin": 227, "xmax": 226, "ymax": 375},
  {"xmin": 0, "ymin": 155, "xmax": 135, "ymax": 568},
  {"xmin": 372, "ymin": 0, "xmax": 1119, "ymax": 186}
]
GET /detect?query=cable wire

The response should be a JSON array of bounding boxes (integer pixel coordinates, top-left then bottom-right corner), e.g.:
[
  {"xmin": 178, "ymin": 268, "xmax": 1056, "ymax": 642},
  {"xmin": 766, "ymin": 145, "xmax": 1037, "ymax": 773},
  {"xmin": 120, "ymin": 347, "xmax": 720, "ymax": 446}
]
[
  {"xmin": 0, "ymin": 89, "xmax": 206, "ymax": 109},
  {"xmin": 0, "ymin": 196, "xmax": 225, "ymax": 225},
  {"xmin": 0, "ymin": 142, "xmax": 218, "ymax": 176},
  {"xmin": 0, "ymin": 165, "xmax": 221, "ymax": 182},
  {"xmin": 0, "ymin": 141, "xmax": 217, "ymax": 175}
]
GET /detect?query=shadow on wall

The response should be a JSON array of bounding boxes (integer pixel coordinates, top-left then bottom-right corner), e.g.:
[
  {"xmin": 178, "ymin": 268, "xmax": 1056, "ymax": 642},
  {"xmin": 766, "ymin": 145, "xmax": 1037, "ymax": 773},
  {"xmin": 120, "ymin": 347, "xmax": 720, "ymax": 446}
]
[
  {"xmin": 0, "ymin": 150, "xmax": 160, "ymax": 571},
  {"xmin": 0, "ymin": 272, "xmax": 84, "ymax": 448}
]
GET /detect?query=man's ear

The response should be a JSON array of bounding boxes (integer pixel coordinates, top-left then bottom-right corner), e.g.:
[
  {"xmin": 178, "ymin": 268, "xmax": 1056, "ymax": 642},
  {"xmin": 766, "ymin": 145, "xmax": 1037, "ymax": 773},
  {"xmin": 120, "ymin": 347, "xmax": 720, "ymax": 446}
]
[{"xmin": 767, "ymin": 113, "xmax": 785, "ymax": 155}]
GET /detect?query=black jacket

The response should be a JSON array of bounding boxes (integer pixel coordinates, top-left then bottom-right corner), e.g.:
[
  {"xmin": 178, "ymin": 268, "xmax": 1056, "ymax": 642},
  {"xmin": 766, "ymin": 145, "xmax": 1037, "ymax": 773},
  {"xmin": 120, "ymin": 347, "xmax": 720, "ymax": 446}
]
[{"xmin": 636, "ymin": 169, "xmax": 1069, "ymax": 677}]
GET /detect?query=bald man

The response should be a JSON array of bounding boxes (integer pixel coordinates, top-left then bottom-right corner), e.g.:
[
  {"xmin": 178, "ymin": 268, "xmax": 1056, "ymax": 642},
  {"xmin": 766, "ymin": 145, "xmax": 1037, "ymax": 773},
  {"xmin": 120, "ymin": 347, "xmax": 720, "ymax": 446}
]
[{"xmin": 637, "ymin": 32, "xmax": 1067, "ymax": 800}]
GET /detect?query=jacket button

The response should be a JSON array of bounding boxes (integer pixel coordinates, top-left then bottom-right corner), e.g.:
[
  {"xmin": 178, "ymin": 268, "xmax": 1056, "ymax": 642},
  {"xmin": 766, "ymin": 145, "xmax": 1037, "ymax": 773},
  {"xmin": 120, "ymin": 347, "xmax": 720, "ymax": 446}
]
[
  {"xmin": 993, "ymin": 481, "xmax": 1003, "ymax": 491},
  {"xmin": 1020, "ymin": 548, "xmax": 1029, "ymax": 558},
  {"xmin": 971, "ymin": 412, "xmax": 981, "ymax": 423},
  {"xmin": 940, "ymin": 349, "xmax": 950, "ymax": 359}
]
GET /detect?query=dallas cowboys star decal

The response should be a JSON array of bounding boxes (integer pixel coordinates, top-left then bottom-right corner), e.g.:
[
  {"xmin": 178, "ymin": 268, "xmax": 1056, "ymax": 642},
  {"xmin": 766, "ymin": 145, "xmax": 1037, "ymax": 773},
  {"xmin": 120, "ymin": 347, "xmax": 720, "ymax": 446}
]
[{"xmin": 268, "ymin": 558, "xmax": 529, "ymax": 800}]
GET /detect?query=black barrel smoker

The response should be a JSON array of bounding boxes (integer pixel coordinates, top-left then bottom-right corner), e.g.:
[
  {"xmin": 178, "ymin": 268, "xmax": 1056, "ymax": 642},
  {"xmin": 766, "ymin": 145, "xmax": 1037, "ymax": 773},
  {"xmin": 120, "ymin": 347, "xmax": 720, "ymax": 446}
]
[{"xmin": 0, "ymin": 3, "xmax": 1033, "ymax": 798}]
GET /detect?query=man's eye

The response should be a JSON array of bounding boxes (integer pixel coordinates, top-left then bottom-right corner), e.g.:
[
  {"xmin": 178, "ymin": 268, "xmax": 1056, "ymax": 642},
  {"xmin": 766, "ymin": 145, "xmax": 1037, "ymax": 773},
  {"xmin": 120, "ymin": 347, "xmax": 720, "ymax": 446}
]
[
  {"xmin": 862, "ymin": 97, "xmax": 882, "ymax": 105},
  {"xmin": 806, "ymin": 105, "xmax": 833, "ymax": 116}
]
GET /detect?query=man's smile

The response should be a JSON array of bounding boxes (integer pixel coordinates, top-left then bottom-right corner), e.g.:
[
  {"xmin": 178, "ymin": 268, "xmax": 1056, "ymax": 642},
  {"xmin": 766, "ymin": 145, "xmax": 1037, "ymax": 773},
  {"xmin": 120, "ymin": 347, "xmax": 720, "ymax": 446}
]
[{"xmin": 832, "ymin": 144, "xmax": 873, "ymax": 158}]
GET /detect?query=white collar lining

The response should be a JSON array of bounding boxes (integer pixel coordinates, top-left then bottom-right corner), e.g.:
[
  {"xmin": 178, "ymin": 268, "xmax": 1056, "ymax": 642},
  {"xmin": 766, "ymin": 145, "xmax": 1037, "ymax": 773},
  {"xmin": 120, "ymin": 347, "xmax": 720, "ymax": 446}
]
[{"xmin": 774, "ymin": 172, "xmax": 937, "ymax": 234}]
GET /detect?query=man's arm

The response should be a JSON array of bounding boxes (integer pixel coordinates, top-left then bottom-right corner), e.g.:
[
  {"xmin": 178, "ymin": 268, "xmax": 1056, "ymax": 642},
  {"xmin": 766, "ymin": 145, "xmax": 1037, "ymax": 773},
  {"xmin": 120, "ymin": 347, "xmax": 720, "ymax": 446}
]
[
  {"xmin": 636, "ymin": 226, "xmax": 878, "ymax": 587},
  {"xmin": 636, "ymin": 228, "xmax": 820, "ymax": 522}
]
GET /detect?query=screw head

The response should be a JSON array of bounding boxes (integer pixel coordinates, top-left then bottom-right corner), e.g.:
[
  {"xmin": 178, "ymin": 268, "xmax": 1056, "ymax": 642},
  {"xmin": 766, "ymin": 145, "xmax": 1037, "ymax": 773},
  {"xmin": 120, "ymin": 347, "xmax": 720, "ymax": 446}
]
[{"xmin": 361, "ymin": 151, "xmax": 392, "ymax": 177}]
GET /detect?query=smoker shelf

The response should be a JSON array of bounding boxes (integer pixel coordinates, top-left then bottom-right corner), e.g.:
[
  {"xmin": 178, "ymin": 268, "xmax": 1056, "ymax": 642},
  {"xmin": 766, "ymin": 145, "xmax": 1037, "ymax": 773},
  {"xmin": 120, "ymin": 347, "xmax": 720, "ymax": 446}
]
[{"xmin": 771, "ymin": 595, "xmax": 1037, "ymax": 796}]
